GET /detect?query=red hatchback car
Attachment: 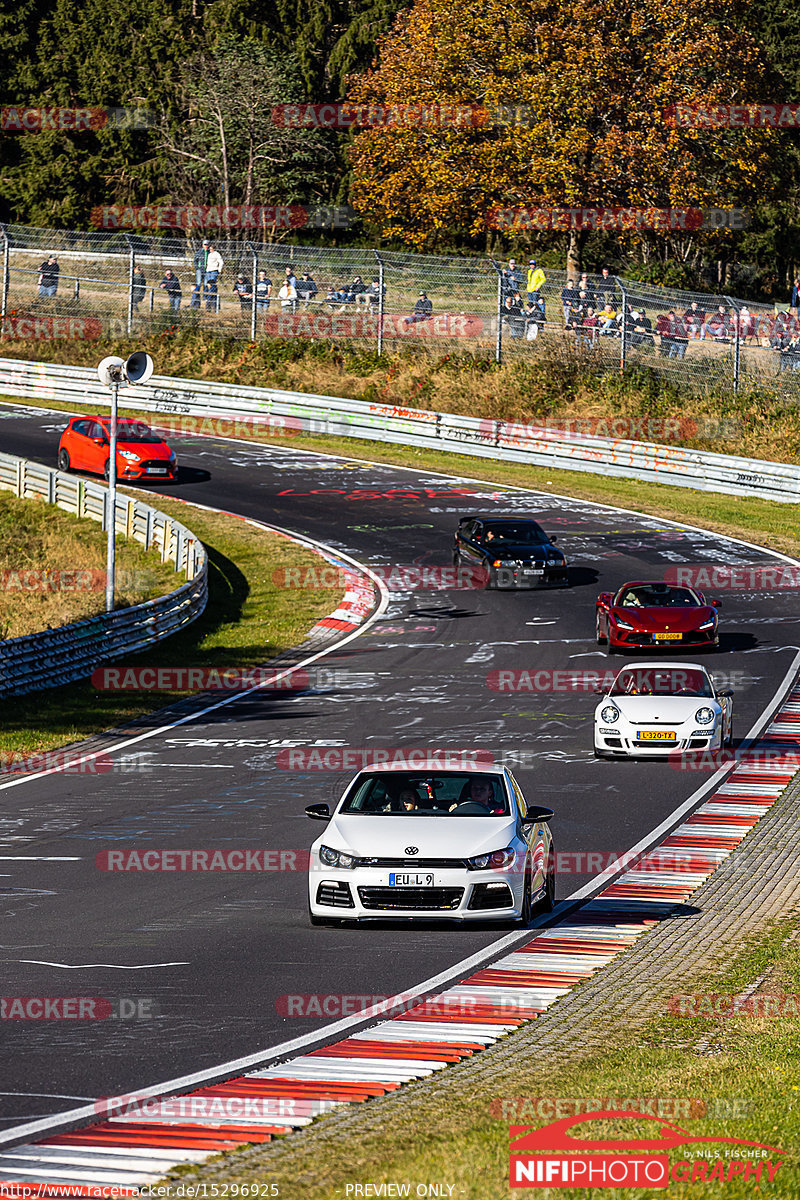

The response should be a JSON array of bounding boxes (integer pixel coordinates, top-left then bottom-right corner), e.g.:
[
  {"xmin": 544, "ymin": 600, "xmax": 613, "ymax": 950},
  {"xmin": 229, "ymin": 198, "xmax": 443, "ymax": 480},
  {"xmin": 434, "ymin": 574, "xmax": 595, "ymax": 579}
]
[
  {"xmin": 57, "ymin": 416, "xmax": 177, "ymax": 481},
  {"xmin": 596, "ymin": 580, "xmax": 720, "ymax": 654}
]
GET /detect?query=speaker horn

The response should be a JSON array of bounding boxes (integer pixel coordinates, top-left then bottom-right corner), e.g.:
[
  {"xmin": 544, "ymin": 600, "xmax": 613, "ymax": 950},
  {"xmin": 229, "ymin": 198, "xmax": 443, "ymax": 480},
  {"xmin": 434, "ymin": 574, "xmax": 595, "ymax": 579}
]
[
  {"xmin": 97, "ymin": 355, "xmax": 125, "ymax": 386},
  {"xmin": 124, "ymin": 351, "xmax": 154, "ymax": 385}
]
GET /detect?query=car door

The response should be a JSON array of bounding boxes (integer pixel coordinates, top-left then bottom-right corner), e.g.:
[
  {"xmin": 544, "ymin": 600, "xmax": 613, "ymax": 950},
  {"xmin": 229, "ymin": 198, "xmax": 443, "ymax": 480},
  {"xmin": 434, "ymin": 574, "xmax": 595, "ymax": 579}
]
[
  {"xmin": 507, "ymin": 771, "xmax": 545, "ymax": 891},
  {"xmin": 84, "ymin": 420, "xmax": 109, "ymax": 474},
  {"xmin": 458, "ymin": 520, "xmax": 486, "ymax": 568}
]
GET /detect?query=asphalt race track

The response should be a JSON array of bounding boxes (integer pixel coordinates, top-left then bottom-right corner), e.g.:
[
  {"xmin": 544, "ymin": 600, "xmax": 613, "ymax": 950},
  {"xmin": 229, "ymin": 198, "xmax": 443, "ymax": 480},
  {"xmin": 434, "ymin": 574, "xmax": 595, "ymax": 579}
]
[{"xmin": 1, "ymin": 403, "xmax": 798, "ymax": 1130}]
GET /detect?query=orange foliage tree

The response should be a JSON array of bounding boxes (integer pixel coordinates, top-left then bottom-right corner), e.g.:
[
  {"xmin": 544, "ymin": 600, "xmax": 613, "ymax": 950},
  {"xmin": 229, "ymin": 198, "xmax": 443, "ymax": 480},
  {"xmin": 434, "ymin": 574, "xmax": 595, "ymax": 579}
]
[{"xmin": 347, "ymin": 0, "xmax": 780, "ymax": 268}]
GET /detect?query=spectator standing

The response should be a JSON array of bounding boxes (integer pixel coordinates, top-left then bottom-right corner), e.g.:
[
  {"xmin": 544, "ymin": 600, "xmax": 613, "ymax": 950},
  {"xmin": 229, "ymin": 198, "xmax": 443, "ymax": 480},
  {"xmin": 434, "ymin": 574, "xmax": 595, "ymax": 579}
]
[
  {"xmin": 204, "ymin": 243, "xmax": 223, "ymax": 311},
  {"xmin": 296, "ymin": 272, "xmax": 318, "ymax": 306},
  {"xmin": 404, "ymin": 291, "xmax": 433, "ymax": 325},
  {"xmin": 667, "ymin": 310, "xmax": 689, "ymax": 359},
  {"xmin": 524, "ymin": 298, "xmax": 545, "ymax": 340},
  {"xmin": 526, "ymin": 259, "xmax": 546, "ymax": 302},
  {"xmin": 256, "ymin": 270, "xmax": 272, "ymax": 311},
  {"xmin": 232, "ymin": 273, "xmax": 252, "ymax": 312},
  {"xmin": 577, "ymin": 272, "xmax": 596, "ymax": 309},
  {"xmin": 278, "ymin": 277, "xmax": 297, "ymax": 311},
  {"xmin": 595, "ymin": 266, "xmax": 616, "ymax": 309},
  {"xmin": 193, "ymin": 239, "xmax": 210, "ymax": 289},
  {"xmin": 189, "ymin": 283, "xmax": 202, "ymax": 309},
  {"xmin": 502, "ymin": 258, "xmax": 525, "ymax": 300},
  {"xmin": 792, "ymin": 278, "xmax": 800, "ymax": 317},
  {"xmin": 284, "ymin": 266, "xmax": 298, "ymax": 290},
  {"xmin": 561, "ymin": 279, "xmax": 579, "ymax": 326},
  {"xmin": 159, "ymin": 269, "xmax": 182, "ymax": 311},
  {"xmin": 37, "ymin": 254, "xmax": 59, "ymax": 298},
  {"xmin": 655, "ymin": 312, "xmax": 672, "ymax": 357},
  {"xmin": 131, "ymin": 266, "xmax": 146, "ymax": 311}
]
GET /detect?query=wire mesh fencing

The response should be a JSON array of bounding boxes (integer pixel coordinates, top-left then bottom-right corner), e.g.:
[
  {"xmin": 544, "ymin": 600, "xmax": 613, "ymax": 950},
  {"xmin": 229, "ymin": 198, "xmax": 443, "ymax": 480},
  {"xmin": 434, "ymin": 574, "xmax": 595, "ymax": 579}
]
[{"xmin": 0, "ymin": 221, "xmax": 797, "ymax": 399}]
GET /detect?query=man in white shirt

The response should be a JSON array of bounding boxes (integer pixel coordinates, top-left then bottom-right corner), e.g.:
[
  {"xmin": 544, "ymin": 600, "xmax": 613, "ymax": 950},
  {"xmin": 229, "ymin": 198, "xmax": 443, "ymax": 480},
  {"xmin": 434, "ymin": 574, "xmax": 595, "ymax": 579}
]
[{"xmin": 205, "ymin": 244, "xmax": 224, "ymax": 311}]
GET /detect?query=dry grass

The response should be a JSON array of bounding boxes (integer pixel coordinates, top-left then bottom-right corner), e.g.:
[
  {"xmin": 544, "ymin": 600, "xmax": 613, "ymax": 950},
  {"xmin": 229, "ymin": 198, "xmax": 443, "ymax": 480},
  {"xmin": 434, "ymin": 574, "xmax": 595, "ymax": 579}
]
[{"xmin": 0, "ymin": 491, "xmax": 178, "ymax": 639}]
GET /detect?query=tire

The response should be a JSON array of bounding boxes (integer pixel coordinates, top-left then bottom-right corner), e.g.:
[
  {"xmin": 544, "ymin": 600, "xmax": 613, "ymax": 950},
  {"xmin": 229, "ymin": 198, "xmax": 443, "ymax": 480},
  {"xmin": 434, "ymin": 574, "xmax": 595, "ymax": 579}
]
[
  {"xmin": 724, "ymin": 718, "xmax": 734, "ymax": 747},
  {"xmin": 534, "ymin": 849, "xmax": 556, "ymax": 913},
  {"xmin": 515, "ymin": 870, "xmax": 532, "ymax": 927},
  {"xmin": 57, "ymin": 448, "xmax": 70, "ymax": 472},
  {"xmin": 103, "ymin": 459, "xmax": 111, "ymax": 480},
  {"xmin": 596, "ymin": 614, "xmax": 607, "ymax": 645},
  {"xmin": 607, "ymin": 640, "xmax": 619, "ymax": 655},
  {"xmin": 452, "ymin": 549, "xmax": 461, "ymax": 568}
]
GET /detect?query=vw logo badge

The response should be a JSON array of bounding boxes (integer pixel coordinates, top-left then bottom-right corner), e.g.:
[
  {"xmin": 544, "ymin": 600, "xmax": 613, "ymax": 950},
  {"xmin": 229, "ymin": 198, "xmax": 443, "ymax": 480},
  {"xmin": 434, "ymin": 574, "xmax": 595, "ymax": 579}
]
[{"xmin": 405, "ymin": 846, "xmax": 419, "ymax": 855}]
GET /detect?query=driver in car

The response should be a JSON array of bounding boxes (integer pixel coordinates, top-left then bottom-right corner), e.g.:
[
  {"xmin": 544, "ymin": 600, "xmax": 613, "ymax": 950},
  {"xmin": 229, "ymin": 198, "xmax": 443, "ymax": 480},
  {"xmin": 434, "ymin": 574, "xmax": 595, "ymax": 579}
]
[{"xmin": 449, "ymin": 778, "xmax": 504, "ymax": 813}]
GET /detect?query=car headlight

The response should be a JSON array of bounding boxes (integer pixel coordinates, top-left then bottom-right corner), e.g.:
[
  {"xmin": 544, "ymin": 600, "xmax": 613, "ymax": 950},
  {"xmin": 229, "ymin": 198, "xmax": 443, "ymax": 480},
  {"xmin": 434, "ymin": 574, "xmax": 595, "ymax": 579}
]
[
  {"xmin": 695, "ymin": 707, "xmax": 716, "ymax": 725},
  {"xmin": 612, "ymin": 617, "xmax": 634, "ymax": 629},
  {"xmin": 698, "ymin": 618, "xmax": 716, "ymax": 630},
  {"xmin": 168, "ymin": 451, "xmax": 177, "ymax": 463},
  {"xmin": 467, "ymin": 847, "xmax": 517, "ymax": 870},
  {"xmin": 601, "ymin": 704, "xmax": 620, "ymax": 724},
  {"xmin": 492, "ymin": 559, "xmax": 517, "ymax": 568},
  {"xmin": 319, "ymin": 844, "xmax": 356, "ymax": 869},
  {"xmin": 119, "ymin": 450, "xmax": 140, "ymax": 462}
]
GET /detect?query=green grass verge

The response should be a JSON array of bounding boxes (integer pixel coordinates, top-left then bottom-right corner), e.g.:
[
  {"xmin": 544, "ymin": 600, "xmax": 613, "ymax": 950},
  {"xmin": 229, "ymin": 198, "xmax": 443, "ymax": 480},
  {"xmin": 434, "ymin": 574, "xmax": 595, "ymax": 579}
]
[
  {"xmin": 0, "ymin": 495, "xmax": 344, "ymax": 759},
  {"xmin": 175, "ymin": 917, "xmax": 800, "ymax": 1198}
]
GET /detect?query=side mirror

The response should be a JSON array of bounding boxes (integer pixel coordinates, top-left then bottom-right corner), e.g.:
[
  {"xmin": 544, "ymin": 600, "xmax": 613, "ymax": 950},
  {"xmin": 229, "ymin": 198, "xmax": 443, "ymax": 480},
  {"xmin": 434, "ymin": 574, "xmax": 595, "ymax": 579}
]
[
  {"xmin": 593, "ymin": 684, "xmax": 605, "ymax": 694},
  {"xmin": 305, "ymin": 803, "xmax": 330, "ymax": 821},
  {"xmin": 597, "ymin": 592, "xmax": 613, "ymax": 607},
  {"xmin": 550, "ymin": 535, "xmax": 558, "ymax": 544},
  {"xmin": 711, "ymin": 599, "xmax": 721, "ymax": 608},
  {"xmin": 523, "ymin": 805, "xmax": 554, "ymax": 823},
  {"xmin": 717, "ymin": 689, "xmax": 733, "ymax": 698}
]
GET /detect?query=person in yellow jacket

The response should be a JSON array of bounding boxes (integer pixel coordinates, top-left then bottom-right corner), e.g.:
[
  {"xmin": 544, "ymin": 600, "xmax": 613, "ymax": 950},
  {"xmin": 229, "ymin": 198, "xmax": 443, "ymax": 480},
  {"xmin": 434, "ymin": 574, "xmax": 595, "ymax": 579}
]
[{"xmin": 527, "ymin": 259, "xmax": 546, "ymax": 301}]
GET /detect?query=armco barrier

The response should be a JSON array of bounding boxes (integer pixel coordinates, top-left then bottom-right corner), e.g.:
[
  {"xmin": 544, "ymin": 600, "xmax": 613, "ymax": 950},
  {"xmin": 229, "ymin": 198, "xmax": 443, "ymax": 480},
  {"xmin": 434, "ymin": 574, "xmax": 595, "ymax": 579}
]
[
  {"xmin": 0, "ymin": 452, "xmax": 207, "ymax": 696},
  {"xmin": 1, "ymin": 357, "xmax": 798, "ymax": 503}
]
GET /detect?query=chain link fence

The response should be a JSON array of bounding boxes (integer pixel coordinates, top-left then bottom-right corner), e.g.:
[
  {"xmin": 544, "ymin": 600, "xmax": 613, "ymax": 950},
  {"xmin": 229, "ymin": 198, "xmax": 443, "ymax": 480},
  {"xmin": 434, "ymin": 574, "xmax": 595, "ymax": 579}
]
[{"xmin": 0, "ymin": 221, "xmax": 797, "ymax": 395}]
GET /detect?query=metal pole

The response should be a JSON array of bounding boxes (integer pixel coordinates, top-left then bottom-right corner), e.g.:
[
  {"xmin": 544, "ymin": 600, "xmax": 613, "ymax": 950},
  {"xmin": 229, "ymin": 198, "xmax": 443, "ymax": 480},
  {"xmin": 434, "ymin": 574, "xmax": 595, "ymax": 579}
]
[
  {"xmin": 619, "ymin": 279, "xmax": 627, "ymax": 373},
  {"xmin": 491, "ymin": 260, "xmax": 503, "ymax": 364},
  {"xmin": 0, "ymin": 225, "xmax": 9, "ymax": 323},
  {"xmin": 124, "ymin": 234, "xmax": 134, "ymax": 335},
  {"xmin": 726, "ymin": 295, "xmax": 740, "ymax": 393},
  {"xmin": 374, "ymin": 250, "xmax": 384, "ymax": 355},
  {"xmin": 246, "ymin": 241, "xmax": 258, "ymax": 341},
  {"xmin": 105, "ymin": 380, "xmax": 119, "ymax": 612}
]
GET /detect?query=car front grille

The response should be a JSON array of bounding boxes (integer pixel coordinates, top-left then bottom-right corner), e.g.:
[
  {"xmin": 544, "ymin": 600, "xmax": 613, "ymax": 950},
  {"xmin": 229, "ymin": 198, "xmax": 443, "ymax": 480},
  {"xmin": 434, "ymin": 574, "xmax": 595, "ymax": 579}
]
[
  {"xmin": 357, "ymin": 857, "xmax": 465, "ymax": 869},
  {"xmin": 357, "ymin": 886, "xmax": 464, "ymax": 911}
]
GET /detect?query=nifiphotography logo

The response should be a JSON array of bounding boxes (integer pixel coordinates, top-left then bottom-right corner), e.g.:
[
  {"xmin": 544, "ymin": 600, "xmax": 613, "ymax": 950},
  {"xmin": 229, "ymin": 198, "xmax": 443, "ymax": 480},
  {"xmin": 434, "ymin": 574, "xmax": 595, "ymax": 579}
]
[{"xmin": 508, "ymin": 1111, "xmax": 785, "ymax": 1188}]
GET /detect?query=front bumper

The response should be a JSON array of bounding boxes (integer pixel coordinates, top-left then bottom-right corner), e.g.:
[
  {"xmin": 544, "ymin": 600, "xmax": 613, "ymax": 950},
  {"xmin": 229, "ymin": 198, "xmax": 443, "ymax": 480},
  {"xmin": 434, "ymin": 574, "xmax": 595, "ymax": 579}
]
[
  {"xmin": 594, "ymin": 723, "xmax": 724, "ymax": 757},
  {"xmin": 309, "ymin": 865, "xmax": 528, "ymax": 921},
  {"xmin": 609, "ymin": 629, "xmax": 717, "ymax": 650},
  {"xmin": 492, "ymin": 566, "xmax": 569, "ymax": 589}
]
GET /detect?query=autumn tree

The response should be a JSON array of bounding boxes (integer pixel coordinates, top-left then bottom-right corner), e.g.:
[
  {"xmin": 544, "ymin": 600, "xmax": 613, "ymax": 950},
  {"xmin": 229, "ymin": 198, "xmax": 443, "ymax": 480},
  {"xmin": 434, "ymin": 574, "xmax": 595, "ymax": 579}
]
[{"xmin": 347, "ymin": 0, "xmax": 782, "ymax": 271}]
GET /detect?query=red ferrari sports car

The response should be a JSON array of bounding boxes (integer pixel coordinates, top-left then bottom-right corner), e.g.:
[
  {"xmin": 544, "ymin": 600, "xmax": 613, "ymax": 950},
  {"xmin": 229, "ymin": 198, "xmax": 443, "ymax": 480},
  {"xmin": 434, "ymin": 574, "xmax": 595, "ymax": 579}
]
[
  {"xmin": 57, "ymin": 416, "xmax": 177, "ymax": 482},
  {"xmin": 595, "ymin": 580, "xmax": 720, "ymax": 654}
]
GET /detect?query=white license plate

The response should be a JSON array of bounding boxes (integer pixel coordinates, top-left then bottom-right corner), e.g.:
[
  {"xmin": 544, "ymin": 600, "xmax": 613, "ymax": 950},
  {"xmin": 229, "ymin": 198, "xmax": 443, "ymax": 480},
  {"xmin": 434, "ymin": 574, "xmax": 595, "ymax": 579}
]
[
  {"xmin": 522, "ymin": 569, "xmax": 544, "ymax": 576},
  {"xmin": 389, "ymin": 873, "xmax": 434, "ymax": 886},
  {"xmin": 148, "ymin": 467, "xmax": 168, "ymax": 474}
]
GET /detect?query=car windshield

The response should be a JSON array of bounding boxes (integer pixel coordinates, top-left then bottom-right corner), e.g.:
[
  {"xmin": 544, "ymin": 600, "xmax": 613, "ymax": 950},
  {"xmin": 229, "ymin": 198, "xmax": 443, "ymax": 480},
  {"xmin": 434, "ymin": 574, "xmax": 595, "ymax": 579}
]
[
  {"xmin": 610, "ymin": 668, "xmax": 714, "ymax": 698},
  {"xmin": 339, "ymin": 772, "xmax": 510, "ymax": 815},
  {"xmin": 616, "ymin": 585, "xmax": 700, "ymax": 608},
  {"xmin": 482, "ymin": 522, "xmax": 548, "ymax": 545},
  {"xmin": 107, "ymin": 420, "xmax": 163, "ymax": 444}
]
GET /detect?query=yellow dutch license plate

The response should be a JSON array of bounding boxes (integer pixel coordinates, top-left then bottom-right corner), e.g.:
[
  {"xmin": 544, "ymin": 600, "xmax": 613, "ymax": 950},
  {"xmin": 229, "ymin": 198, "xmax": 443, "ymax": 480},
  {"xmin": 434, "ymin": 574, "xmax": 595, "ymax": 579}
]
[
  {"xmin": 637, "ymin": 730, "xmax": 676, "ymax": 741},
  {"xmin": 654, "ymin": 632, "xmax": 682, "ymax": 641}
]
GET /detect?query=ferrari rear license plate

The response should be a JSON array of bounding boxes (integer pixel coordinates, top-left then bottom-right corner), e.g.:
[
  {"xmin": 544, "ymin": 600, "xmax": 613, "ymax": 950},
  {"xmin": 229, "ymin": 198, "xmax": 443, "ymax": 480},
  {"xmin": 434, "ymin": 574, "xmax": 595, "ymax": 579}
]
[
  {"xmin": 654, "ymin": 632, "xmax": 682, "ymax": 641},
  {"xmin": 637, "ymin": 730, "xmax": 676, "ymax": 741},
  {"xmin": 389, "ymin": 873, "xmax": 434, "ymax": 886}
]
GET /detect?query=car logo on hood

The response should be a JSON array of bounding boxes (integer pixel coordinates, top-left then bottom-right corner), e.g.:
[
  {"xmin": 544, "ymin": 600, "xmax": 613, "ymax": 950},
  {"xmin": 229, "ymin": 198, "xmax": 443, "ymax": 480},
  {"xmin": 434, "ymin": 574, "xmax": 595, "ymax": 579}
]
[{"xmin": 405, "ymin": 846, "xmax": 419, "ymax": 855}]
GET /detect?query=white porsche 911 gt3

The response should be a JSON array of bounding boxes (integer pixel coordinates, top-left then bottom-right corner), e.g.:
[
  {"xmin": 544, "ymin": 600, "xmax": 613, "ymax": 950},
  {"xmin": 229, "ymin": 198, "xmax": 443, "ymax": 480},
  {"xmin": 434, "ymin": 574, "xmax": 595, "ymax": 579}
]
[{"xmin": 593, "ymin": 662, "xmax": 733, "ymax": 759}]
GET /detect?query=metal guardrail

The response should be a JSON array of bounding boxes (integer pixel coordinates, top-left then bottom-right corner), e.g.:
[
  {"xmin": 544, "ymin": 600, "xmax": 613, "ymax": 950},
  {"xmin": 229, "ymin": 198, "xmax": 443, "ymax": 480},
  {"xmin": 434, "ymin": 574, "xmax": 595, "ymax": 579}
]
[
  {"xmin": 0, "ymin": 357, "xmax": 798, "ymax": 504},
  {"xmin": 0, "ymin": 451, "xmax": 207, "ymax": 696}
]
